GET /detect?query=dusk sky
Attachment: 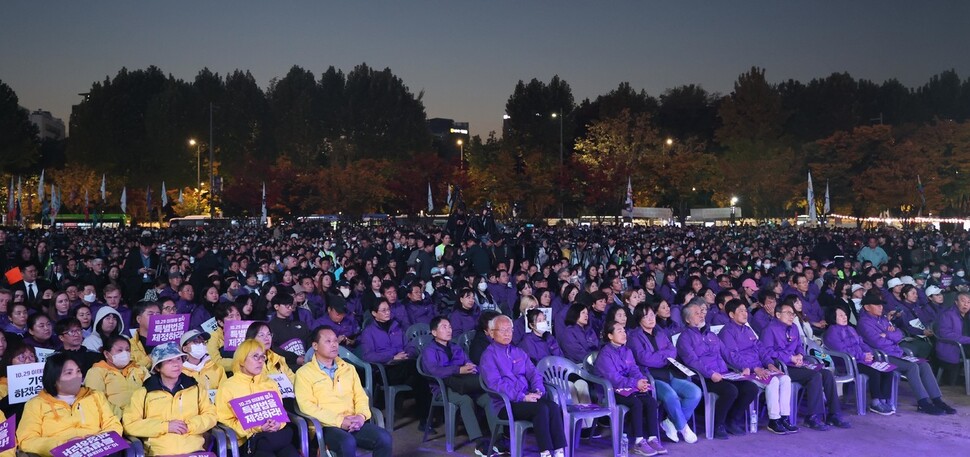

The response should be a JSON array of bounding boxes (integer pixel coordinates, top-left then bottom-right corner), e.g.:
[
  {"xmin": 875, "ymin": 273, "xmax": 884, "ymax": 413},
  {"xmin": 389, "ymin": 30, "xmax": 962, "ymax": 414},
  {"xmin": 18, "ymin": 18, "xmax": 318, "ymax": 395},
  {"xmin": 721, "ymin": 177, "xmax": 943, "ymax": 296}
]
[{"xmin": 3, "ymin": 1, "xmax": 969, "ymax": 138}]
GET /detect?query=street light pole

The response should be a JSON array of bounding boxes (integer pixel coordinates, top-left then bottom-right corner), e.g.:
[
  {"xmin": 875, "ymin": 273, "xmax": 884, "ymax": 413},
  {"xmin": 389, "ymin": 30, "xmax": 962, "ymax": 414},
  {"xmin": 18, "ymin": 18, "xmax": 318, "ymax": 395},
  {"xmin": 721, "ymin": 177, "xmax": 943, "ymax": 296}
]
[
  {"xmin": 189, "ymin": 139, "xmax": 200, "ymax": 188},
  {"xmin": 457, "ymin": 139, "xmax": 464, "ymax": 170},
  {"xmin": 208, "ymin": 102, "xmax": 214, "ymax": 218},
  {"xmin": 552, "ymin": 111, "xmax": 563, "ymax": 220},
  {"xmin": 730, "ymin": 196, "xmax": 739, "ymax": 226}
]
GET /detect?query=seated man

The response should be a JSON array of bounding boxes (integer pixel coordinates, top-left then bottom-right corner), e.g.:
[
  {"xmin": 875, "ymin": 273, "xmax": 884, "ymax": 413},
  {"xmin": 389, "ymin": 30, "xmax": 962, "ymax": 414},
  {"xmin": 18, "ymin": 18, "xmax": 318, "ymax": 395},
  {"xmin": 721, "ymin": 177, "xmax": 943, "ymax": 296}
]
[
  {"xmin": 936, "ymin": 292, "xmax": 970, "ymax": 385},
  {"xmin": 296, "ymin": 326, "xmax": 392, "ymax": 457}
]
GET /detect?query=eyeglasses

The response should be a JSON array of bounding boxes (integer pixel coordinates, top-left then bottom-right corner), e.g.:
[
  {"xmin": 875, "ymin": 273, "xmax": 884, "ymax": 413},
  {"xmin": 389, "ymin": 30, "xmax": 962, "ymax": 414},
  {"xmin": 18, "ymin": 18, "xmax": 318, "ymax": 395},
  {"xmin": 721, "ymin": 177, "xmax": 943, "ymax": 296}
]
[
  {"xmin": 15, "ymin": 353, "xmax": 35, "ymax": 363},
  {"xmin": 60, "ymin": 329, "xmax": 83, "ymax": 336},
  {"xmin": 256, "ymin": 332, "xmax": 273, "ymax": 339},
  {"xmin": 248, "ymin": 354, "xmax": 267, "ymax": 362}
]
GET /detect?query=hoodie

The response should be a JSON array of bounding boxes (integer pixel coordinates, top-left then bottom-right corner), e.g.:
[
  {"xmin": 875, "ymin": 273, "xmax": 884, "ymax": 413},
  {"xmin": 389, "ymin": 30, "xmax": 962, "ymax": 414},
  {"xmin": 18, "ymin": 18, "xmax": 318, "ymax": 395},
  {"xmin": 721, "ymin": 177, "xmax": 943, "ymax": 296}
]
[{"xmin": 82, "ymin": 306, "xmax": 126, "ymax": 353}]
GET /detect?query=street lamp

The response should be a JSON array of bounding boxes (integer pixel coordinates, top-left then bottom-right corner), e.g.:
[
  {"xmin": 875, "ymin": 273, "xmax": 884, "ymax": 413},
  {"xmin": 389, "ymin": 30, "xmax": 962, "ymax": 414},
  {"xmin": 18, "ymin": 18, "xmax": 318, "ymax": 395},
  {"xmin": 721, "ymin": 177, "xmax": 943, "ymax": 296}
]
[
  {"xmin": 457, "ymin": 139, "xmax": 464, "ymax": 170},
  {"xmin": 552, "ymin": 111, "xmax": 564, "ymax": 219},
  {"xmin": 665, "ymin": 138, "xmax": 673, "ymax": 146},
  {"xmin": 730, "ymin": 196, "xmax": 739, "ymax": 226},
  {"xmin": 188, "ymin": 139, "xmax": 201, "ymax": 188}
]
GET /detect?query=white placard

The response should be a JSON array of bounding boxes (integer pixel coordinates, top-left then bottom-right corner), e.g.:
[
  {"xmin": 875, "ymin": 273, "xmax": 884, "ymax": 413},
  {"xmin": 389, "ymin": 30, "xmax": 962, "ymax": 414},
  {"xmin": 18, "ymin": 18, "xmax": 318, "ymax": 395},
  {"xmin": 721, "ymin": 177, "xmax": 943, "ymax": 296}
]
[
  {"xmin": 667, "ymin": 357, "xmax": 696, "ymax": 377},
  {"xmin": 269, "ymin": 373, "xmax": 295, "ymax": 399},
  {"xmin": 7, "ymin": 362, "xmax": 45, "ymax": 404},
  {"xmin": 35, "ymin": 348, "xmax": 55, "ymax": 363},
  {"xmin": 201, "ymin": 317, "xmax": 219, "ymax": 333}
]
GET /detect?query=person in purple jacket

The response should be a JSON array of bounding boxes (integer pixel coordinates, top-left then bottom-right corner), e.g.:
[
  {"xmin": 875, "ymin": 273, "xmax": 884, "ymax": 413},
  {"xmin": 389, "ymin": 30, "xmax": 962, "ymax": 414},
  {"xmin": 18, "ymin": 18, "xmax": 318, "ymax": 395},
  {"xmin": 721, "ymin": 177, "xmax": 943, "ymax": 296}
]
[
  {"xmin": 403, "ymin": 282, "xmax": 437, "ymax": 326},
  {"xmin": 748, "ymin": 290, "xmax": 778, "ymax": 336},
  {"xmin": 890, "ymin": 284, "xmax": 935, "ymax": 358},
  {"xmin": 708, "ymin": 291, "xmax": 733, "ymax": 326},
  {"xmin": 556, "ymin": 303, "xmax": 600, "ymax": 363},
  {"xmin": 718, "ymin": 300, "xmax": 796, "ymax": 434},
  {"xmin": 856, "ymin": 293, "xmax": 955, "ymax": 415},
  {"xmin": 310, "ymin": 298, "xmax": 359, "ymax": 346},
  {"xmin": 789, "ymin": 273, "xmax": 827, "ymax": 333},
  {"xmin": 675, "ymin": 300, "xmax": 758, "ymax": 439},
  {"xmin": 520, "ymin": 309, "xmax": 563, "ymax": 364},
  {"xmin": 594, "ymin": 321, "xmax": 667, "ymax": 456},
  {"xmin": 381, "ymin": 283, "xmax": 412, "ymax": 329},
  {"xmin": 512, "ymin": 295, "xmax": 538, "ymax": 346},
  {"xmin": 821, "ymin": 307, "xmax": 895, "ymax": 415},
  {"xmin": 358, "ymin": 298, "xmax": 433, "ymax": 431},
  {"xmin": 448, "ymin": 287, "xmax": 480, "ymax": 339},
  {"xmin": 420, "ymin": 316, "xmax": 490, "ymax": 456},
  {"xmin": 761, "ymin": 301, "xmax": 848, "ymax": 431},
  {"xmin": 654, "ymin": 300, "xmax": 683, "ymax": 335},
  {"xmin": 480, "ymin": 315, "xmax": 567, "ymax": 457},
  {"xmin": 936, "ymin": 292, "xmax": 970, "ymax": 385},
  {"xmin": 627, "ymin": 304, "xmax": 699, "ymax": 444}
]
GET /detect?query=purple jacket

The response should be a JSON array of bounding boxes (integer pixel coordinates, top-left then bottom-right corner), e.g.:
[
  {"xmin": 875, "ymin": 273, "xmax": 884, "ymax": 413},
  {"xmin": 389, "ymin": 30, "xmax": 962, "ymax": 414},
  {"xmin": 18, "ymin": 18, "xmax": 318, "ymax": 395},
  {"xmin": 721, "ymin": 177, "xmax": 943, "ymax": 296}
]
[
  {"xmin": 627, "ymin": 327, "xmax": 676, "ymax": 370},
  {"xmin": 822, "ymin": 324, "xmax": 872, "ymax": 361},
  {"xmin": 557, "ymin": 324, "xmax": 600, "ymax": 363},
  {"xmin": 345, "ymin": 295, "xmax": 363, "ymax": 318},
  {"xmin": 794, "ymin": 290, "xmax": 824, "ymax": 324},
  {"xmin": 311, "ymin": 313, "xmax": 360, "ymax": 340},
  {"xmin": 935, "ymin": 306, "xmax": 970, "ymax": 364},
  {"xmin": 520, "ymin": 331, "xmax": 562, "ymax": 363},
  {"xmin": 487, "ymin": 283, "xmax": 515, "ymax": 314},
  {"xmin": 588, "ymin": 310, "xmax": 607, "ymax": 338},
  {"xmin": 759, "ymin": 319, "xmax": 804, "ymax": 363},
  {"xmin": 894, "ymin": 301, "xmax": 940, "ymax": 337},
  {"xmin": 593, "ymin": 342, "xmax": 648, "ymax": 390},
  {"xmin": 707, "ymin": 306, "xmax": 731, "ymax": 326},
  {"xmin": 389, "ymin": 301, "xmax": 412, "ymax": 329},
  {"xmin": 175, "ymin": 300, "xmax": 212, "ymax": 330},
  {"xmin": 748, "ymin": 308, "xmax": 773, "ymax": 336},
  {"xmin": 420, "ymin": 340, "xmax": 470, "ymax": 379},
  {"xmin": 448, "ymin": 307, "xmax": 479, "ymax": 338},
  {"xmin": 511, "ymin": 315, "xmax": 529, "ymax": 346},
  {"xmin": 857, "ymin": 312, "xmax": 904, "ymax": 357},
  {"xmin": 358, "ymin": 320, "xmax": 417, "ymax": 364},
  {"xmin": 675, "ymin": 325, "xmax": 728, "ymax": 378},
  {"xmin": 658, "ymin": 283, "xmax": 677, "ymax": 305},
  {"xmin": 480, "ymin": 341, "xmax": 545, "ymax": 411},
  {"xmin": 406, "ymin": 299, "xmax": 438, "ymax": 326},
  {"xmin": 718, "ymin": 321, "xmax": 772, "ymax": 370},
  {"xmin": 656, "ymin": 316, "xmax": 684, "ymax": 335}
]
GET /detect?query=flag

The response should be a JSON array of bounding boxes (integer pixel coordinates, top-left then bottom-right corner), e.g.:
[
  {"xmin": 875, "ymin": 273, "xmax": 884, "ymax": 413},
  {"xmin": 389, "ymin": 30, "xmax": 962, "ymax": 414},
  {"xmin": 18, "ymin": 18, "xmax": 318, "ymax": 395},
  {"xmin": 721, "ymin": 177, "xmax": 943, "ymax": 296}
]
[
  {"xmin": 446, "ymin": 184, "xmax": 453, "ymax": 209},
  {"xmin": 146, "ymin": 185, "xmax": 152, "ymax": 211},
  {"xmin": 624, "ymin": 176, "xmax": 633, "ymax": 212},
  {"xmin": 823, "ymin": 180, "xmax": 830, "ymax": 214},
  {"xmin": 37, "ymin": 170, "xmax": 44, "ymax": 202},
  {"xmin": 6, "ymin": 177, "xmax": 13, "ymax": 222},
  {"xmin": 120, "ymin": 187, "xmax": 127, "ymax": 214},
  {"xmin": 260, "ymin": 182, "xmax": 267, "ymax": 226},
  {"xmin": 84, "ymin": 189, "xmax": 90, "ymax": 221},
  {"xmin": 178, "ymin": 188, "xmax": 183, "ymax": 204},
  {"xmin": 917, "ymin": 174, "xmax": 927, "ymax": 209},
  {"xmin": 100, "ymin": 174, "xmax": 106, "ymax": 201},
  {"xmin": 160, "ymin": 182, "xmax": 168, "ymax": 207},
  {"xmin": 15, "ymin": 177, "xmax": 22, "ymax": 222},
  {"xmin": 427, "ymin": 182, "xmax": 434, "ymax": 213},
  {"xmin": 50, "ymin": 184, "xmax": 60, "ymax": 220},
  {"xmin": 807, "ymin": 171, "xmax": 817, "ymax": 225}
]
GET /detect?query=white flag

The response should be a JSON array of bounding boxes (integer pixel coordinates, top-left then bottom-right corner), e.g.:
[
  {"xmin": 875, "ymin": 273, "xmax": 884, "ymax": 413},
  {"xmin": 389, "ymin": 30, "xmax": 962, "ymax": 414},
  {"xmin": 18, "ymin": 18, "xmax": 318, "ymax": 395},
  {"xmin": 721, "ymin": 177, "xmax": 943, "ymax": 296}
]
[
  {"xmin": 100, "ymin": 174, "xmax": 106, "ymax": 201},
  {"xmin": 807, "ymin": 171, "xmax": 817, "ymax": 225},
  {"xmin": 261, "ymin": 182, "xmax": 267, "ymax": 225},
  {"xmin": 120, "ymin": 187, "xmax": 127, "ymax": 214},
  {"xmin": 624, "ymin": 176, "xmax": 633, "ymax": 212},
  {"xmin": 427, "ymin": 182, "xmax": 434, "ymax": 213},
  {"xmin": 823, "ymin": 181, "xmax": 830, "ymax": 214},
  {"xmin": 178, "ymin": 188, "xmax": 183, "ymax": 204},
  {"xmin": 161, "ymin": 182, "xmax": 168, "ymax": 207},
  {"xmin": 446, "ymin": 185, "xmax": 452, "ymax": 208},
  {"xmin": 38, "ymin": 170, "xmax": 44, "ymax": 202}
]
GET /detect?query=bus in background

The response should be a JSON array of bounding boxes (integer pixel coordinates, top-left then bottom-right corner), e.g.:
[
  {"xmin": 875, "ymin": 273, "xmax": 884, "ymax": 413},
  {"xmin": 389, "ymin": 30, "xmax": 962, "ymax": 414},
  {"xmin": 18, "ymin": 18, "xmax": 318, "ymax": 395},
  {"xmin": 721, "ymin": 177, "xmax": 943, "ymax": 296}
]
[
  {"xmin": 168, "ymin": 215, "xmax": 236, "ymax": 228},
  {"xmin": 53, "ymin": 213, "xmax": 130, "ymax": 229}
]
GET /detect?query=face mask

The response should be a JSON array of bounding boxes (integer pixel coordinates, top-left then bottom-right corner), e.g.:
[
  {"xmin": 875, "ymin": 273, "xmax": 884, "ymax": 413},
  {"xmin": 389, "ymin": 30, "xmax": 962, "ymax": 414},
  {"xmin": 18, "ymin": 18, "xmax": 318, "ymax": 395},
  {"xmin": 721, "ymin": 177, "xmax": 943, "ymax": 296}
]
[
  {"xmin": 112, "ymin": 351, "xmax": 131, "ymax": 367},
  {"xmin": 339, "ymin": 287, "xmax": 351, "ymax": 298},
  {"xmin": 535, "ymin": 321, "xmax": 550, "ymax": 333},
  {"xmin": 959, "ymin": 271, "xmax": 966, "ymax": 278},
  {"xmin": 424, "ymin": 282, "xmax": 435, "ymax": 295},
  {"xmin": 923, "ymin": 269, "xmax": 930, "ymax": 275},
  {"xmin": 83, "ymin": 293, "xmax": 96, "ymax": 303},
  {"xmin": 189, "ymin": 343, "xmax": 208, "ymax": 359},
  {"xmin": 58, "ymin": 376, "xmax": 83, "ymax": 396},
  {"xmin": 477, "ymin": 282, "xmax": 488, "ymax": 292}
]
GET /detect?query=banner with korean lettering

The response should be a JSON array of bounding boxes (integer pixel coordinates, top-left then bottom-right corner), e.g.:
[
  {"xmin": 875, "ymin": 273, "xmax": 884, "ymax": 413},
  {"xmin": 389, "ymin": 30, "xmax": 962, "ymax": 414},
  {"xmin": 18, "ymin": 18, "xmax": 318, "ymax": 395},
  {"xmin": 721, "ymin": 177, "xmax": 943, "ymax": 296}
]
[
  {"xmin": 50, "ymin": 431, "xmax": 129, "ymax": 457},
  {"xmin": 147, "ymin": 314, "xmax": 190, "ymax": 346},
  {"xmin": 280, "ymin": 338, "xmax": 305, "ymax": 357},
  {"xmin": 0, "ymin": 414, "xmax": 15, "ymax": 453},
  {"xmin": 229, "ymin": 390, "xmax": 289, "ymax": 429},
  {"xmin": 8, "ymin": 362, "xmax": 44, "ymax": 404},
  {"xmin": 224, "ymin": 320, "xmax": 256, "ymax": 351}
]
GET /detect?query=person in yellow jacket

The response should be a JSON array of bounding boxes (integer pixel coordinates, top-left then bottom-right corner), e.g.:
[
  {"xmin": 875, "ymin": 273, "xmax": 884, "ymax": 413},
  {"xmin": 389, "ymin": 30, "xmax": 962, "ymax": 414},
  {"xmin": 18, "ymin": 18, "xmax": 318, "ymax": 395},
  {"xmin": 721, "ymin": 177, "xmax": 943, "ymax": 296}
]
[
  {"xmin": 17, "ymin": 353, "xmax": 123, "ymax": 456},
  {"xmin": 83, "ymin": 334, "xmax": 150, "ymax": 418},
  {"xmin": 130, "ymin": 301, "xmax": 162, "ymax": 369},
  {"xmin": 207, "ymin": 302, "xmax": 244, "ymax": 374},
  {"xmin": 180, "ymin": 329, "xmax": 227, "ymax": 402},
  {"xmin": 247, "ymin": 322, "xmax": 296, "ymax": 383},
  {"xmin": 296, "ymin": 326, "xmax": 392, "ymax": 457},
  {"xmin": 216, "ymin": 339, "xmax": 300, "ymax": 457},
  {"xmin": 123, "ymin": 341, "xmax": 218, "ymax": 456}
]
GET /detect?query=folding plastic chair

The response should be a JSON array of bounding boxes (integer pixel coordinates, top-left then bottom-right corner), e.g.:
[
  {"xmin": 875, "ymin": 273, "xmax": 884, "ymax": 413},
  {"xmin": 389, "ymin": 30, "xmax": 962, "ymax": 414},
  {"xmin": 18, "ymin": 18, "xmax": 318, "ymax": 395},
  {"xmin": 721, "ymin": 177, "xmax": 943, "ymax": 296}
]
[
  {"xmin": 415, "ymin": 354, "xmax": 460, "ymax": 452},
  {"xmin": 458, "ymin": 330, "xmax": 477, "ymax": 354},
  {"xmin": 479, "ymin": 374, "xmax": 535, "ymax": 457},
  {"xmin": 934, "ymin": 321, "xmax": 970, "ymax": 395},
  {"xmin": 583, "ymin": 351, "xmax": 630, "ymax": 454},
  {"xmin": 538, "ymin": 355, "xmax": 617, "ymax": 457},
  {"xmin": 344, "ymin": 345, "xmax": 414, "ymax": 430},
  {"xmin": 406, "ymin": 323, "xmax": 432, "ymax": 351},
  {"xmin": 216, "ymin": 411, "xmax": 309, "ymax": 457}
]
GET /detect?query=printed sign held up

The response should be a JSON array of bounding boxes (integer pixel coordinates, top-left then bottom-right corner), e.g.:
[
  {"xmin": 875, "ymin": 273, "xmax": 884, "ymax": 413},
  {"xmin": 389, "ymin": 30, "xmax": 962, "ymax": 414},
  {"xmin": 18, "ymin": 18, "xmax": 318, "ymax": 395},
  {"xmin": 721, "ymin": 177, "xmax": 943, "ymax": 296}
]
[
  {"xmin": 224, "ymin": 321, "xmax": 256, "ymax": 351},
  {"xmin": 50, "ymin": 431, "xmax": 130, "ymax": 457},
  {"xmin": 146, "ymin": 314, "xmax": 190, "ymax": 346},
  {"xmin": 229, "ymin": 390, "xmax": 289, "ymax": 430},
  {"xmin": 8, "ymin": 362, "xmax": 45, "ymax": 404}
]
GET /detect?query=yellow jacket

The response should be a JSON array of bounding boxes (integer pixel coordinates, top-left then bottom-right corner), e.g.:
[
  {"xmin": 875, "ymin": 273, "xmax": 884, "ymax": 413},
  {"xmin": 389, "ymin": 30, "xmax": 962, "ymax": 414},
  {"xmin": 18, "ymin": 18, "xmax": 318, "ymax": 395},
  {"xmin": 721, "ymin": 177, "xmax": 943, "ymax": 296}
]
[
  {"xmin": 215, "ymin": 371, "xmax": 282, "ymax": 444},
  {"xmin": 123, "ymin": 373, "xmax": 217, "ymax": 456},
  {"xmin": 295, "ymin": 355, "xmax": 370, "ymax": 428},
  {"xmin": 266, "ymin": 350, "xmax": 296, "ymax": 385},
  {"xmin": 17, "ymin": 387, "xmax": 123, "ymax": 456},
  {"xmin": 131, "ymin": 334, "xmax": 153, "ymax": 370},
  {"xmin": 206, "ymin": 327, "xmax": 235, "ymax": 374},
  {"xmin": 84, "ymin": 360, "xmax": 150, "ymax": 418},
  {"xmin": 181, "ymin": 357, "xmax": 227, "ymax": 395},
  {"xmin": 0, "ymin": 377, "xmax": 7, "ymax": 401}
]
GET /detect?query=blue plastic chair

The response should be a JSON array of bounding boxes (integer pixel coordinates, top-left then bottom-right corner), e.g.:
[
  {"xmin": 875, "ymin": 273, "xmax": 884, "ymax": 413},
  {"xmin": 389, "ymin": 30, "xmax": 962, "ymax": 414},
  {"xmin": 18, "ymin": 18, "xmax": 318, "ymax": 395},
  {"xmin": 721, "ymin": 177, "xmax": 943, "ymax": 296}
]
[
  {"xmin": 583, "ymin": 351, "xmax": 630, "ymax": 454},
  {"xmin": 416, "ymin": 354, "xmax": 460, "ymax": 452},
  {"xmin": 406, "ymin": 323, "xmax": 432, "ymax": 350},
  {"xmin": 479, "ymin": 373, "xmax": 535, "ymax": 457},
  {"xmin": 458, "ymin": 330, "xmax": 477, "ymax": 354},
  {"xmin": 216, "ymin": 410, "xmax": 309, "ymax": 457},
  {"xmin": 538, "ymin": 355, "xmax": 616, "ymax": 457}
]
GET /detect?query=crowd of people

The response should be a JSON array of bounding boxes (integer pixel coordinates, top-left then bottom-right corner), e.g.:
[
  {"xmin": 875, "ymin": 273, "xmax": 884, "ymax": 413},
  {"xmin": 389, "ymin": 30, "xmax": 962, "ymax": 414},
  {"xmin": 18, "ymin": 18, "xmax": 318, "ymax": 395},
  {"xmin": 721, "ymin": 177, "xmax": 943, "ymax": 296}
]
[{"xmin": 0, "ymin": 220, "xmax": 968, "ymax": 457}]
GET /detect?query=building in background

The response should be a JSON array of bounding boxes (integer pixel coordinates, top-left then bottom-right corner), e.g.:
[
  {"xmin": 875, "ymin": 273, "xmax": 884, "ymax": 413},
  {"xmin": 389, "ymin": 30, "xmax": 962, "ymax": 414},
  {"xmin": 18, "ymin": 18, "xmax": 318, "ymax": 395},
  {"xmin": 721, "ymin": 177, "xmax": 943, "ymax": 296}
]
[
  {"xmin": 29, "ymin": 109, "xmax": 66, "ymax": 140},
  {"xmin": 428, "ymin": 118, "xmax": 469, "ymax": 160}
]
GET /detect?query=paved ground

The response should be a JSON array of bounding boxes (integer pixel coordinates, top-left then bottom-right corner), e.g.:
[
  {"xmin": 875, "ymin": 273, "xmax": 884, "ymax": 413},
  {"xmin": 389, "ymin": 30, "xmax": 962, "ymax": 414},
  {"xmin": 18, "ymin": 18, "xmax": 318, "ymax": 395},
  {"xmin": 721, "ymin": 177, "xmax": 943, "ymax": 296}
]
[{"xmin": 384, "ymin": 384, "xmax": 970, "ymax": 457}]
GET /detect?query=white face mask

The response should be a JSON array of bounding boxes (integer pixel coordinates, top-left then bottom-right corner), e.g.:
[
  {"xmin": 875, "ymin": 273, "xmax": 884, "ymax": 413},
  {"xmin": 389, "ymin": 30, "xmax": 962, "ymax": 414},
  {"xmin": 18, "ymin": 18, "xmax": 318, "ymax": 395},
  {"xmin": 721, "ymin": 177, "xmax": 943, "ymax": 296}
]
[
  {"xmin": 339, "ymin": 287, "xmax": 351, "ymax": 298},
  {"xmin": 535, "ymin": 321, "xmax": 550, "ymax": 333},
  {"xmin": 83, "ymin": 293, "xmax": 97, "ymax": 303},
  {"xmin": 477, "ymin": 282, "xmax": 488, "ymax": 292},
  {"xmin": 959, "ymin": 271, "xmax": 966, "ymax": 278},
  {"xmin": 189, "ymin": 343, "xmax": 208, "ymax": 359},
  {"xmin": 112, "ymin": 351, "xmax": 131, "ymax": 367},
  {"xmin": 425, "ymin": 282, "xmax": 435, "ymax": 295},
  {"xmin": 851, "ymin": 298, "xmax": 862, "ymax": 310}
]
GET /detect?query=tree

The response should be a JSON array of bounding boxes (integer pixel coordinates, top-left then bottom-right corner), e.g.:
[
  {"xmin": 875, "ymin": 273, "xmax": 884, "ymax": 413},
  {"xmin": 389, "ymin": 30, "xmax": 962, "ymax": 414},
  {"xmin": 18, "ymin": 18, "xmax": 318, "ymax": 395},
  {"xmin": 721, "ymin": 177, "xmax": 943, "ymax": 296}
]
[
  {"xmin": 504, "ymin": 76, "xmax": 576, "ymax": 156},
  {"xmin": 0, "ymin": 80, "xmax": 40, "ymax": 173},
  {"xmin": 716, "ymin": 67, "xmax": 788, "ymax": 146},
  {"xmin": 657, "ymin": 84, "xmax": 719, "ymax": 145},
  {"xmin": 267, "ymin": 66, "xmax": 323, "ymax": 168},
  {"xmin": 342, "ymin": 63, "xmax": 431, "ymax": 160},
  {"xmin": 810, "ymin": 125, "xmax": 895, "ymax": 216}
]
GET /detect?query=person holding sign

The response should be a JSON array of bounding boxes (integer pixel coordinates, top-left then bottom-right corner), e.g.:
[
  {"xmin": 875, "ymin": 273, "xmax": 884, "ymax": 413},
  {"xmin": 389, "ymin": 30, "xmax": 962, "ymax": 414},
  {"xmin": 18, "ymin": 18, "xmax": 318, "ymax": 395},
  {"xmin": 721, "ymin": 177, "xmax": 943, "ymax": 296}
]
[
  {"xmin": 123, "ymin": 341, "xmax": 218, "ymax": 456},
  {"xmin": 0, "ymin": 344, "xmax": 36, "ymax": 421},
  {"xmin": 207, "ymin": 302, "xmax": 244, "ymax": 373},
  {"xmin": 130, "ymin": 302, "xmax": 162, "ymax": 369},
  {"xmin": 84, "ymin": 335, "xmax": 150, "ymax": 418},
  {"xmin": 17, "ymin": 352, "xmax": 123, "ymax": 456},
  {"xmin": 822, "ymin": 307, "xmax": 896, "ymax": 416},
  {"xmin": 180, "ymin": 329, "xmax": 226, "ymax": 392},
  {"xmin": 216, "ymin": 339, "xmax": 300, "ymax": 457},
  {"xmin": 856, "ymin": 293, "xmax": 955, "ymax": 415},
  {"xmin": 266, "ymin": 293, "xmax": 310, "ymax": 373},
  {"xmin": 296, "ymin": 326, "xmax": 392, "ymax": 457},
  {"xmin": 718, "ymin": 300, "xmax": 796, "ymax": 434}
]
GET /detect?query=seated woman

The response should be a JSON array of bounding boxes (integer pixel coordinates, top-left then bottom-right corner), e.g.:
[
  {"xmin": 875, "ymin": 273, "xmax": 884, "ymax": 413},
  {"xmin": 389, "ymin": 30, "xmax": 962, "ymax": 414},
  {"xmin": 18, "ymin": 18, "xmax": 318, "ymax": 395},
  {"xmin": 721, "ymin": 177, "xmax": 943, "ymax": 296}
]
[
  {"xmin": 447, "ymin": 287, "xmax": 480, "ymax": 339},
  {"xmin": 717, "ymin": 299, "xmax": 796, "ymax": 434},
  {"xmin": 217, "ymin": 339, "xmax": 300, "ymax": 457},
  {"xmin": 84, "ymin": 334, "xmax": 150, "ymax": 418},
  {"xmin": 22, "ymin": 314, "xmax": 57, "ymax": 350},
  {"xmin": 675, "ymin": 299, "xmax": 758, "ymax": 439},
  {"xmin": 3, "ymin": 303, "xmax": 30, "ymax": 338},
  {"xmin": 626, "ymin": 304, "xmax": 700, "ymax": 443},
  {"xmin": 124, "ymin": 341, "xmax": 218, "ymax": 456},
  {"xmin": 653, "ymin": 300, "xmax": 683, "ymax": 335},
  {"xmin": 82, "ymin": 306, "xmax": 125, "ymax": 353},
  {"xmin": 420, "ymin": 316, "xmax": 490, "ymax": 457},
  {"xmin": 358, "ymin": 298, "xmax": 432, "ymax": 432},
  {"xmin": 480, "ymin": 315, "xmax": 567, "ymax": 457},
  {"xmin": 556, "ymin": 302, "xmax": 600, "ymax": 363},
  {"xmin": 181, "ymin": 329, "xmax": 227, "ymax": 394},
  {"xmin": 936, "ymin": 292, "xmax": 970, "ymax": 385},
  {"xmin": 247, "ymin": 322, "xmax": 297, "ymax": 384},
  {"xmin": 594, "ymin": 320, "xmax": 667, "ymax": 456},
  {"xmin": 512, "ymin": 295, "xmax": 538, "ymax": 346},
  {"xmin": 520, "ymin": 309, "xmax": 563, "ymax": 364},
  {"xmin": 822, "ymin": 307, "xmax": 896, "ymax": 415},
  {"xmin": 761, "ymin": 300, "xmax": 849, "ymax": 430},
  {"xmin": 0, "ymin": 343, "xmax": 36, "ymax": 421},
  {"xmin": 856, "ymin": 293, "xmax": 956, "ymax": 415},
  {"xmin": 17, "ymin": 353, "xmax": 123, "ymax": 456}
]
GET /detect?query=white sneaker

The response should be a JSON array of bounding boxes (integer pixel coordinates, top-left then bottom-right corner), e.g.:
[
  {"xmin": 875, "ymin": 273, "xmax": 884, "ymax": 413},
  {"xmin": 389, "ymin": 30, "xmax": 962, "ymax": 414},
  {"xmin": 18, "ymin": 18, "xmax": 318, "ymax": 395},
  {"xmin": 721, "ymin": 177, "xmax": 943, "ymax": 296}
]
[
  {"xmin": 553, "ymin": 449, "xmax": 565, "ymax": 457},
  {"xmin": 681, "ymin": 424, "xmax": 698, "ymax": 444},
  {"xmin": 660, "ymin": 419, "xmax": 679, "ymax": 443}
]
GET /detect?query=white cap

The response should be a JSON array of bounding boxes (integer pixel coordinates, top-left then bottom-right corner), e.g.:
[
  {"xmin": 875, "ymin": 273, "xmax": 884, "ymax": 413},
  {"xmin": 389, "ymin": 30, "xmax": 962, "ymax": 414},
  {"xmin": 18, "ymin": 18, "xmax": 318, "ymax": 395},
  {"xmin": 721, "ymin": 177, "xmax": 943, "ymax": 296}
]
[
  {"xmin": 887, "ymin": 278, "xmax": 903, "ymax": 289},
  {"xmin": 925, "ymin": 286, "xmax": 943, "ymax": 296},
  {"xmin": 851, "ymin": 284, "xmax": 865, "ymax": 294},
  {"xmin": 900, "ymin": 276, "xmax": 916, "ymax": 286}
]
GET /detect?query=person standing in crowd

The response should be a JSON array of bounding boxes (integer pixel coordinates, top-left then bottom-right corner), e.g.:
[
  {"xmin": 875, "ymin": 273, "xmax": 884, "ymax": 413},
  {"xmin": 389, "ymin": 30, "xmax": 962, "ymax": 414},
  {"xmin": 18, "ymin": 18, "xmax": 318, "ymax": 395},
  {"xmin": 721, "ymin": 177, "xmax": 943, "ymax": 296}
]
[{"xmin": 121, "ymin": 235, "xmax": 160, "ymax": 306}]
